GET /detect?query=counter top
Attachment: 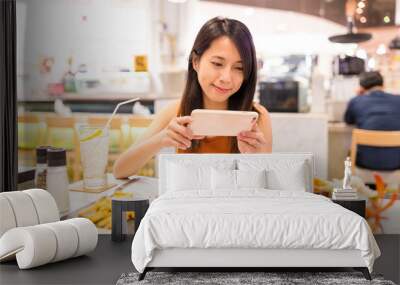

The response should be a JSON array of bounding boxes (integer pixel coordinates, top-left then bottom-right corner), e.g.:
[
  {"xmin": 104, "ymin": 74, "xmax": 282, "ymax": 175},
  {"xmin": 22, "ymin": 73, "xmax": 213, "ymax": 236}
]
[
  {"xmin": 328, "ymin": 122, "xmax": 354, "ymax": 133},
  {"xmin": 67, "ymin": 174, "xmax": 158, "ymax": 216},
  {"xmin": 270, "ymin": 112, "xmax": 329, "ymax": 119},
  {"xmin": 17, "ymin": 166, "xmax": 35, "ymax": 184}
]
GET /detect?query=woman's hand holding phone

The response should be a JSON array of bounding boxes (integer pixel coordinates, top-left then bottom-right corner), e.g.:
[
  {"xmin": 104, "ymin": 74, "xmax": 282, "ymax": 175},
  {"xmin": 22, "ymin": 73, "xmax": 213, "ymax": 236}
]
[
  {"xmin": 159, "ymin": 116, "xmax": 204, "ymax": 150},
  {"xmin": 237, "ymin": 122, "xmax": 269, "ymax": 153}
]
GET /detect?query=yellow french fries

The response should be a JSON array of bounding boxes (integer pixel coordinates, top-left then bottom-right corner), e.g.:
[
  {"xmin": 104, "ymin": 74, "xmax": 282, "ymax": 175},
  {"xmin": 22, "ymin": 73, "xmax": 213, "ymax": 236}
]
[
  {"xmin": 78, "ymin": 191, "xmax": 136, "ymax": 229},
  {"xmin": 87, "ymin": 209, "xmax": 109, "ymax": 223},
  {"xmin": 97, "ymin": 216, "xmax": 111, "ymax": 228}
]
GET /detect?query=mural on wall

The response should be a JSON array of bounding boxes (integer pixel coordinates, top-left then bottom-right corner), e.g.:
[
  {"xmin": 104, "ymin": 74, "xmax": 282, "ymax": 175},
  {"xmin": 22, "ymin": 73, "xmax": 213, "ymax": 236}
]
[
  {"xmin": 314, "ymin": 174, "xmax": 400, "ymax": 234},
  {"xmin": 366, "ymin": 174, "xmax": 399, "ymax": 234}
]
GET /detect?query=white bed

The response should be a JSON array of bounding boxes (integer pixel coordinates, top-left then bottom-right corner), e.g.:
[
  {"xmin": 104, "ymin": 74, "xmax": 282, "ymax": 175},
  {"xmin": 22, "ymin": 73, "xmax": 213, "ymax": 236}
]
[{"xmin": 131, "ymin": 153, "xmax": 380, "ymax": 281}]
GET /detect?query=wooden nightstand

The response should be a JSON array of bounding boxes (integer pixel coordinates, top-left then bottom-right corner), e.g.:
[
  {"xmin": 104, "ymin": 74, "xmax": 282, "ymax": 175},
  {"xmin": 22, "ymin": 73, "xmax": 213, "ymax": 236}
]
[{"xmin": 332, "ymin": 199, "xmax": 366, "ymax": 218}]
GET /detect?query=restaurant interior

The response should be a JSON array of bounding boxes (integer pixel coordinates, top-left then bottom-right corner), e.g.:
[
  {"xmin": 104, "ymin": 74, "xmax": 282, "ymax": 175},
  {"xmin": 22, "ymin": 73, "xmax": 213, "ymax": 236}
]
[{"xmin": 15, "ymin": 0, "xmax": 400, "ymax": 229}]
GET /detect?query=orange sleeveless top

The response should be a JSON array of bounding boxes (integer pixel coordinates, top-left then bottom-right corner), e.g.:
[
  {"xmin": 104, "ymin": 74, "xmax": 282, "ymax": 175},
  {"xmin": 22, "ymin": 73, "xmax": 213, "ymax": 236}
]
[{"xmin": 177, "ymin": 136, "xmax": 232, "ymax": 153}]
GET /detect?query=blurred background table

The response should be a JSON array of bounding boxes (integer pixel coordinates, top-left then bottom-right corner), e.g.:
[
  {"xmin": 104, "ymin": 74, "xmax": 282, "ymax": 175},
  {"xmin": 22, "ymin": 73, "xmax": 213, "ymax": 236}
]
[{"xmin": 67, "ymin": 174, "xmax": 158, "ymax": 234}]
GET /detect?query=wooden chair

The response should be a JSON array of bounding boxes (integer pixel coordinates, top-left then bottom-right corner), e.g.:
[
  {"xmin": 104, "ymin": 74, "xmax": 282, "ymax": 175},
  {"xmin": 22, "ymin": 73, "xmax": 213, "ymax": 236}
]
[
  {"xmin": 127, "ymin": 116, "xmax": 153, "ymax": 147},
  {"xmin": 45, "ymin": 116, "xmax": 80, "ymax": 181},
  {"xmin": 87, "ymin": 116, "xmax": 124, "ymax": 173},
  {"xmin": 18, "ymin": 114, "xmax": 43, "ymax": 167},
  {"xmin": 128, "ymin": 116, "xmax": 155, "ymax": 177},
  {"xmin": 350, "ymin": 129, "xmax": 400, "ymax": 183},
  {"xmin": 128, "ymin": 116, "xmax": 153, "ymax": 128},
  {"xmin": 18, "ymin": 114, "xmax": 40, "ymax": 124}
]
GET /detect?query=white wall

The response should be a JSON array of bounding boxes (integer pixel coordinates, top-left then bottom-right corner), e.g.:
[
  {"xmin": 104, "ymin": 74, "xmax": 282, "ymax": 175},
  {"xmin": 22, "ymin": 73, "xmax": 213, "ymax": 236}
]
[
  {"xmin": 16, "ymin": 1, "xmax": 27, "ymax": 99},
  {"xmin": 396, "ymin": 0, "xmax": 400, "ymax": 25},
  {"xmin": 271, "ymin": 113, "xmax": 328, "ymax": 179},
  {"xmin": 17, "ymin": 0, "xmax": 154, "ymax": 99}
]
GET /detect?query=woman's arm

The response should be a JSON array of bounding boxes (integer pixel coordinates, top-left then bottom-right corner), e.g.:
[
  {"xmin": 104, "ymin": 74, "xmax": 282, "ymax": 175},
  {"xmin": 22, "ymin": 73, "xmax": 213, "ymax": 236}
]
[{"xmin": 113, "ymin": 100, "xmax": 181, "ymax": 179}]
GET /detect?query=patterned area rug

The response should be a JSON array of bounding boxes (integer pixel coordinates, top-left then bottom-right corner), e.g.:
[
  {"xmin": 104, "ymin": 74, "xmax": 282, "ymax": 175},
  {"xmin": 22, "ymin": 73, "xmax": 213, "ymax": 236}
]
[{"xmin": 116, "ymin": 271, "xmax": 396, "ymax": 285}]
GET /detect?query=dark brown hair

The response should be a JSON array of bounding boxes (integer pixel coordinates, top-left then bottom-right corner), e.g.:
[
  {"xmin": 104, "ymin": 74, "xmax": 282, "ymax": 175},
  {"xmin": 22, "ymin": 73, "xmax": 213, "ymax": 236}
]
[
  {"xmin": 359, "ymin": 71, "xmax": 384, "ymax": 90},
  {"xmin": 179, "ymin": 17, "xmax": 258, "ymax": 152}
]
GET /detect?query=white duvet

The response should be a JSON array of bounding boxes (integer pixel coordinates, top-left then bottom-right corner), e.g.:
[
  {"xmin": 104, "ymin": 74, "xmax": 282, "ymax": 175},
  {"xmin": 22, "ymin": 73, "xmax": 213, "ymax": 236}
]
[{"xmin": 131, "ymin": 190, "xmax": 380, "ymax": 273}]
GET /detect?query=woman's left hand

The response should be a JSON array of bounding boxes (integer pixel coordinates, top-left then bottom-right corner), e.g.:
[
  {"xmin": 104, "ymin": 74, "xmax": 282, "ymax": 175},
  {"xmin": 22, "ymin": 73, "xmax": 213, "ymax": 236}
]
[{"xmin": 237, "ymin": 123, "xmax": 269, "ymax": 153}]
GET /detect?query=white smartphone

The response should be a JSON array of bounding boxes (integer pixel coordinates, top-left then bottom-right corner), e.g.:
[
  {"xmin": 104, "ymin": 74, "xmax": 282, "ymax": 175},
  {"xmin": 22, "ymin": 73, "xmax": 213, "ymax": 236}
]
[{"xmin": 189, "ymin": 109, "xmax": 259, "ymax": 137}]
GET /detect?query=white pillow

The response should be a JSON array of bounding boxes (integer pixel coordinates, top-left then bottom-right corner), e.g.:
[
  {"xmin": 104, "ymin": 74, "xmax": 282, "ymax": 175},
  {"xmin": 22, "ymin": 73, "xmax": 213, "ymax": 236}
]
[
  {"xmin": 211, "ymin": 169, "xmax": 268, "ymax": 190},
  {"xmin": 211, "ymin": 168, "xmax": 236, "ymax": 190},
  {"xmin": 266, "ymin": 162, "xmax": 306, "ymax": 191},
  {"xmin": 238, "ymin": 159, "xmax": 307, "ymax": 191},
  {"xmin": 236, "ymin": 169, "xmax": 267, "ymax": 189},
  {"xmin": 167, "ymin": 162, "xmax": 211, "ymax": 191},
  {"xmin": 166, "ymin": 159, "xmax": 236, "ymax": 192}
]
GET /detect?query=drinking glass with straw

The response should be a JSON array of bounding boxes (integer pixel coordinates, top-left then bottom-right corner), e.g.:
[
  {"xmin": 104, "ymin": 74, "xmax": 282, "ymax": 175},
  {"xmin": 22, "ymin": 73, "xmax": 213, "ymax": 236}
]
[
  {"xmin": 79, "ymin": 98, "xmax": 140, "ymax": 190},
  {"xmin": 81, "ymin": 98, "xmax": 141, "ymax": 142}
]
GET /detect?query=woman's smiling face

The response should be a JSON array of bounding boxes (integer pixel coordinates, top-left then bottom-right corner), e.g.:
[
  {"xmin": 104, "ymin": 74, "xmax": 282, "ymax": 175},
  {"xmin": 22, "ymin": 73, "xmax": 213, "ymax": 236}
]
[{"xmin": 193, "ymin": 36, "xmax": 244, "ymax": 109}]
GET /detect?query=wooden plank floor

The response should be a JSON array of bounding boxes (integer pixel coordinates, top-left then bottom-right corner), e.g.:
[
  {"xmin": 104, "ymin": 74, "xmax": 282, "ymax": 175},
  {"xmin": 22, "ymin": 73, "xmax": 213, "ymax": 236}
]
[{"xmin": 0, "ymin": 235, "xmax": 134, "ymax": 285}]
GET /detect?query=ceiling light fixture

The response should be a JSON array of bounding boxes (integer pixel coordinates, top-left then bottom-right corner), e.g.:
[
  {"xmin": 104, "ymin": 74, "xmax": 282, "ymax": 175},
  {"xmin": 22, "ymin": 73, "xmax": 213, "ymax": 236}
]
[
  {"xmin": 383, "ymin": 16, "xmax": 390, "ymax": 24},
  {"xmin": 328, "ymin": 0, "xmax": 372, "ymax": 44}
]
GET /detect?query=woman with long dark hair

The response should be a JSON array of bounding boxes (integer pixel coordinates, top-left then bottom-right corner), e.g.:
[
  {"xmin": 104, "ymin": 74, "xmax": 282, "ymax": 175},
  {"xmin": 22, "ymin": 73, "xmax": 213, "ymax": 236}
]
[{"xmin": 114, "ymin": 17, "xmax": 272, "ymax": 178}]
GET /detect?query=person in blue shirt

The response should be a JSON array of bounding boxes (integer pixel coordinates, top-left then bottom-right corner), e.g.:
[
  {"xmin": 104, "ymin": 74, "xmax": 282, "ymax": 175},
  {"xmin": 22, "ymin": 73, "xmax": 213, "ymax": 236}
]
[{"xmin": 344, "ymin": 71, "xmax": 400, "ymax": 170}]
